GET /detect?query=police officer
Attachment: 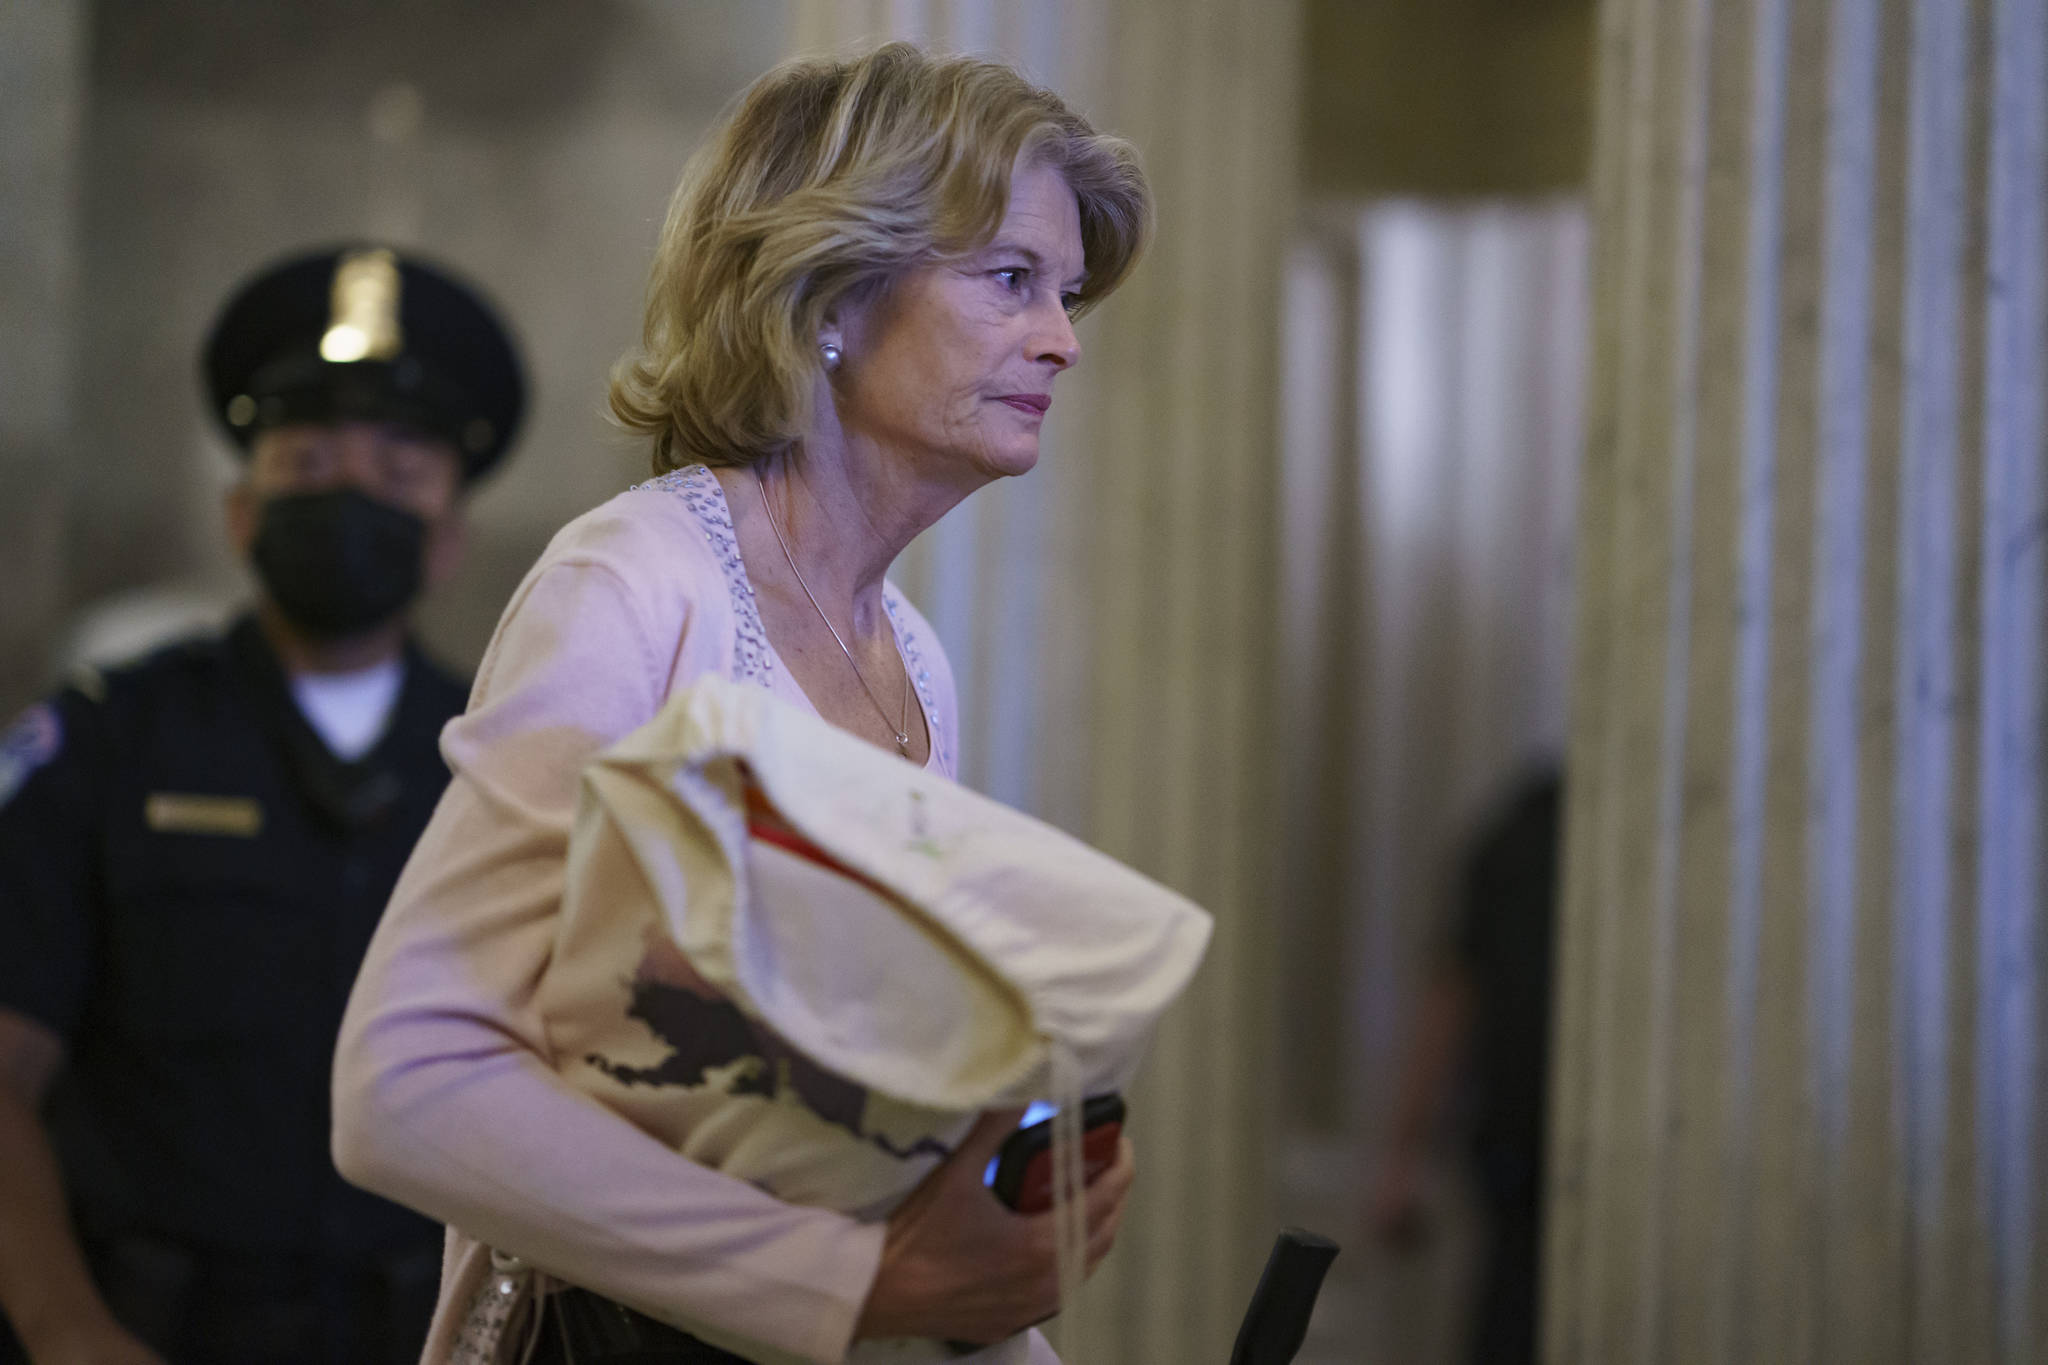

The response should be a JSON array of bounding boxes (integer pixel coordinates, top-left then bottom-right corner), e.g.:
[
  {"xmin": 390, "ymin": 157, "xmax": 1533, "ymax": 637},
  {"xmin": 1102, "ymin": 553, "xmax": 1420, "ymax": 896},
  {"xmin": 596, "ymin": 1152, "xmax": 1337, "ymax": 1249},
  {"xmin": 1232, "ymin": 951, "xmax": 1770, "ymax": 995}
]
[{"xmin": 0, "ymin": 246, "xmax": 524, "ymax": 1365}]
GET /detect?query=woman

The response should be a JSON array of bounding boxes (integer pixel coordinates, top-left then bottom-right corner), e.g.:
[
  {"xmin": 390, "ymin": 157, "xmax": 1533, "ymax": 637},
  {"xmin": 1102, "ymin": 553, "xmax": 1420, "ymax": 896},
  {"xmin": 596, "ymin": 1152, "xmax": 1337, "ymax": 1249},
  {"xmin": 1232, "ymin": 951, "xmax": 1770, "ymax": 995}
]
[{"xmin": 331, "ymin": 42, "xmax": 1154, "ymax": 1365}]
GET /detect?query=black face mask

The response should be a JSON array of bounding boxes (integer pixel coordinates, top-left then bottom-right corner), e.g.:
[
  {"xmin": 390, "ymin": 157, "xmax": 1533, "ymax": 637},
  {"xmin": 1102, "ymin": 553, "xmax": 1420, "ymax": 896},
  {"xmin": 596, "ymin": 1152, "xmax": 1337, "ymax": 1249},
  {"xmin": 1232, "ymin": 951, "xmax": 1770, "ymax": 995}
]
[{"xmin": 249, "ymin": 488, "xmax": 427, "ymax": 638}]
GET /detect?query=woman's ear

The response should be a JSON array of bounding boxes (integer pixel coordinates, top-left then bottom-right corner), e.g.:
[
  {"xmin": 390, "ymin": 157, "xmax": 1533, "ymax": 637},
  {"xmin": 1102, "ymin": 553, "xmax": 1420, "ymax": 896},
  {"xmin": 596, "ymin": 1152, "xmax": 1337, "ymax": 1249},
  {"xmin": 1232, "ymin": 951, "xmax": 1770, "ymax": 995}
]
[
  {"xmin": 817, "ymin": 305, "xmax": 847, "ymax": 369},
  {"xmin": 817, "ymin": 275, "xmax": 889, "ymax": 363}
]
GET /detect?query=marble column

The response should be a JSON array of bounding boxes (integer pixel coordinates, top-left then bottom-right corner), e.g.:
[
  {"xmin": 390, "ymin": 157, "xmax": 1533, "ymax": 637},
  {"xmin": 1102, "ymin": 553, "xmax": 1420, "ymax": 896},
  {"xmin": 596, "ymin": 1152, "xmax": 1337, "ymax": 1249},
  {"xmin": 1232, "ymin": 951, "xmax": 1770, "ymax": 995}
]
[
  {"xmin": 1548, "ymin": 0, "xmax": 2046, "ymax": 1360},
  {"xmin": 0, "ymin": 0, "xmax": 86, "ymax": 716},
  {"xmin": 787, "ymin": 7, "xmax": 1304, "ymax": 1361}
]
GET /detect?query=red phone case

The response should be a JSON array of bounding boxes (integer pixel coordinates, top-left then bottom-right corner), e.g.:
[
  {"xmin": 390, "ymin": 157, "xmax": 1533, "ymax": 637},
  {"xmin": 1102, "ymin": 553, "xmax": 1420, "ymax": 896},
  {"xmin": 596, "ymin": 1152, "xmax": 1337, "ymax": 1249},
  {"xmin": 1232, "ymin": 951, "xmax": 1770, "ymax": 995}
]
[{"xmin": 1006, "ymin": 1119, "xmax": 1123, "ymax": 1214}]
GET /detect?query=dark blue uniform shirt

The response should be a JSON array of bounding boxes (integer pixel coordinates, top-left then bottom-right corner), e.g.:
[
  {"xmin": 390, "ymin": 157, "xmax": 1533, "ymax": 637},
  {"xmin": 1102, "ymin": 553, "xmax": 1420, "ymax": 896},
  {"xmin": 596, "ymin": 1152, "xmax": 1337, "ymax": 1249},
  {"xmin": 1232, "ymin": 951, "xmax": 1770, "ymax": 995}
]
[{"xmin": 0, "ymin": 616, "xmax": 465, "ymax": 1361}]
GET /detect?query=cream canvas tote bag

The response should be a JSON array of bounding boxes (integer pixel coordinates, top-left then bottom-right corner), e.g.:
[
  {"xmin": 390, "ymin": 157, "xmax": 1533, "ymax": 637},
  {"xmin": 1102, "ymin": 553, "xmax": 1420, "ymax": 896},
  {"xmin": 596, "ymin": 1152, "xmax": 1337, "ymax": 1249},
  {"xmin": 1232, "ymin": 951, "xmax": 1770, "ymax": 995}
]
[{"xmin": 525, "ymin": 676, "xmax": 1211, "ymax": 1363}]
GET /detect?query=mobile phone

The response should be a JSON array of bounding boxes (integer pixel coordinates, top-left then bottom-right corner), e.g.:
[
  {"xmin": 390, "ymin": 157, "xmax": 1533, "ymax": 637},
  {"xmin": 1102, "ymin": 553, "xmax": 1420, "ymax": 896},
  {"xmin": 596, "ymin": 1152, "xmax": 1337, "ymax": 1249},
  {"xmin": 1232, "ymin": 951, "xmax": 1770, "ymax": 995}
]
[{"xmin": 986, "ymin": 1093, "xmax": 1126, "ymax": 1213}]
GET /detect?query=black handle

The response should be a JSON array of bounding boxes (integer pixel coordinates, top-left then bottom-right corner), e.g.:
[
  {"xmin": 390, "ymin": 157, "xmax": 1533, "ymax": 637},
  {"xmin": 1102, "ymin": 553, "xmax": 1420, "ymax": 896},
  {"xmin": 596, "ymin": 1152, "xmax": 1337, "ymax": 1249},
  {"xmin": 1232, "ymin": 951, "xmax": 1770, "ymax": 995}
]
[{"xmin": 1228, "ymin": 1227, "xmax": 1341, "ymax": 1365}]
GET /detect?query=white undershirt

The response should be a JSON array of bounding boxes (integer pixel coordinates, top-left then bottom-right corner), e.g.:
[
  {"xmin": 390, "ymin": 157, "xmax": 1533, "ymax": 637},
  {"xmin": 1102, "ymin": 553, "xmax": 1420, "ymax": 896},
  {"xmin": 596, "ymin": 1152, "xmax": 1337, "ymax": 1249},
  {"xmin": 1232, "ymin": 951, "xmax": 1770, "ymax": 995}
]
[{"xmin": 290, "ymin": 657, "xmax": 404, "ymax": 762}]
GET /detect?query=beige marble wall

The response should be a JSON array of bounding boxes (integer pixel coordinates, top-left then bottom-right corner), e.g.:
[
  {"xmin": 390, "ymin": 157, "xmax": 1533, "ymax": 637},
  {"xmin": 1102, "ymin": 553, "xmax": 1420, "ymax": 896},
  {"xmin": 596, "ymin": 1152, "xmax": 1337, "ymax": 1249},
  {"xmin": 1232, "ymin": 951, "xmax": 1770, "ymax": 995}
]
[
  {"xmin": 5, "ymin": 1, "xmax": 785, "ymax": 709},
  {"xmin": 1299, "ymin": 0, "xmax": 1598, "ymax": 198},
  {"xmin": 1549, "ymin": 0, "xmax": 2046, "ymax": 1359},
  {"xmin": 787, "ymin": 6, "xmax": 1304, "ymax": 1361},
  {"xmin": 0, "ymin": 0, "xmax": 86, "ymax": 714}
]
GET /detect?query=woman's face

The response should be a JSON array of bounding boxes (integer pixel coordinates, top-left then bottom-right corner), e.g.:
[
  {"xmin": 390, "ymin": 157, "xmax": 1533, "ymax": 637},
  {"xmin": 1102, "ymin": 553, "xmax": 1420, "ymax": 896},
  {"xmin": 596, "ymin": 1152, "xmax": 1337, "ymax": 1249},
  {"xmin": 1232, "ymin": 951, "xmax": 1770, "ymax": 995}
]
[{"xmin": 830, "ymin": 157, "xmax": 1086, "ymax": 485}]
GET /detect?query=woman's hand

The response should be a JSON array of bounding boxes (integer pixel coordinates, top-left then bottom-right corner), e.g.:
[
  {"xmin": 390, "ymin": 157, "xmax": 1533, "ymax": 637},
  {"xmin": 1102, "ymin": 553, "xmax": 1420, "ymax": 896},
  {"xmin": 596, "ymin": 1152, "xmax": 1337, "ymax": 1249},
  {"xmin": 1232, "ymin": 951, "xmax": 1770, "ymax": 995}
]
[{"xmin": 855, "ymin": 1108, "xmax": 1136, "ymax": 1345}]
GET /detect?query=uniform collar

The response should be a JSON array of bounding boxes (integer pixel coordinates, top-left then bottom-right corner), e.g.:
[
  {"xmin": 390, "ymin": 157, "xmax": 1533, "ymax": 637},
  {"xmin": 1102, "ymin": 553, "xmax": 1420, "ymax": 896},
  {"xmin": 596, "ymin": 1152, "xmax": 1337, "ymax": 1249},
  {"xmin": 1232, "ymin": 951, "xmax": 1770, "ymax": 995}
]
[{"xmin": 225, "ymin": 614, "xmax": 430, "ymax": 831}]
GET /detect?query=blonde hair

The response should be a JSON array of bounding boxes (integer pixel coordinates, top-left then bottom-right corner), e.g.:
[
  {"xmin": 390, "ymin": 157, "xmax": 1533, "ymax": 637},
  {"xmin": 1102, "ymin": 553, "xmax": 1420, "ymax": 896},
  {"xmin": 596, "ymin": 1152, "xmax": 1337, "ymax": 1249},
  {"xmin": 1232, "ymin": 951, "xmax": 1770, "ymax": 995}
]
[{"xmin": 608, "ymin": 42, "xmax": 1153, "ymax": 473}]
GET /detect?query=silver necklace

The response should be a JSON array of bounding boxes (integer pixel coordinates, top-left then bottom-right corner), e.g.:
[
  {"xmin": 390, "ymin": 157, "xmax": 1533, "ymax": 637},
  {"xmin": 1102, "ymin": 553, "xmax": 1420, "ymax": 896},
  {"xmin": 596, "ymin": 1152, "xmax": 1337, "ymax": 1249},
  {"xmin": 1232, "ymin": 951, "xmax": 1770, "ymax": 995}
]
[{"xmin": 754, "ymin": 469, "xmax": 912, "ymax": 756}]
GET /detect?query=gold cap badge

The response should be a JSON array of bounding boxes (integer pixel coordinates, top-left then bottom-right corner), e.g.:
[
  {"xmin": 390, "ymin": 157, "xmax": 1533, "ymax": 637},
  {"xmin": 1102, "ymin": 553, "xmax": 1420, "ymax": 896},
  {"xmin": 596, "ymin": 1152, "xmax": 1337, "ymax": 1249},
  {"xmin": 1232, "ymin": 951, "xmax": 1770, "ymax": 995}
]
[{"xmin": 319, "ymin": 248, "xmax": 405, "ymax": 364}]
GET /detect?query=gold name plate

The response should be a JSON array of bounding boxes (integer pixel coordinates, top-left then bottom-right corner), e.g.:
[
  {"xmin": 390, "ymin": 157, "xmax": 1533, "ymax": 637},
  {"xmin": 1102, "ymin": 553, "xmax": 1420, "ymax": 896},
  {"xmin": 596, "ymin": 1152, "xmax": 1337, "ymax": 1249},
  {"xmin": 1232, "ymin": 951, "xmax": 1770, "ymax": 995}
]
[{"xmin": 145, "ymin": 792, "xmax": 264, "ymax": 838}]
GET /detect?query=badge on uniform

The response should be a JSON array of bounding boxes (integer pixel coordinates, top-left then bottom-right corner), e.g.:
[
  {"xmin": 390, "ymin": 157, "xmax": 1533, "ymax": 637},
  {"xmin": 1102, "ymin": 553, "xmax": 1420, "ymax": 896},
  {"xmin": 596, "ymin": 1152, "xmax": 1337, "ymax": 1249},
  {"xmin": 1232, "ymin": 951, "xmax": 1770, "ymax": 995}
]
[
  {"xmin": 145, "ymin": 792, "xmax": 265, "ymax": 838},
  {"xmin": 0, "ymin": 703, "xmax": 62, "ymax": 810}
]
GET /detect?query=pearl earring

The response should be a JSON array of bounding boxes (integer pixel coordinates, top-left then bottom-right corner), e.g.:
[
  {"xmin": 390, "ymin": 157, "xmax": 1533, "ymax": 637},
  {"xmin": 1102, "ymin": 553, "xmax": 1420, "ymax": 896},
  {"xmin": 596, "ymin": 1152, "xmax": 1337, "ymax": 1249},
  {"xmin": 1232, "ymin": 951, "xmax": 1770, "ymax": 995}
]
[{"xmin": 820, "ymin": 342, "xmax": 842, "ymax": 370}]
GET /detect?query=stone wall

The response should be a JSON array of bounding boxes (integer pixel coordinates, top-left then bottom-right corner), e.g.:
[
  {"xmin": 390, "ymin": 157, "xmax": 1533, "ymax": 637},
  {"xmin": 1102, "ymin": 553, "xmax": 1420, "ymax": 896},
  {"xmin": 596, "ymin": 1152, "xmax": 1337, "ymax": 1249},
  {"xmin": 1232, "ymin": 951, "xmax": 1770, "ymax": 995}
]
[{"xmin": 4, "ymin": 0, "xmax": 783, "ymax": 711}]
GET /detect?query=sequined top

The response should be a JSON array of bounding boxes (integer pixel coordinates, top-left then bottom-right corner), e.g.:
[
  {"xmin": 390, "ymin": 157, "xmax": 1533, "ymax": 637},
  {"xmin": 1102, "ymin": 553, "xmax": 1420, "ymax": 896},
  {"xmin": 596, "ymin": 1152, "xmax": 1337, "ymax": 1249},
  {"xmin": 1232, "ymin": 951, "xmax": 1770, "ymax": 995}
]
[{"xmin": 638, "ymin": 466, "xmax": 952, "ymax": 774}]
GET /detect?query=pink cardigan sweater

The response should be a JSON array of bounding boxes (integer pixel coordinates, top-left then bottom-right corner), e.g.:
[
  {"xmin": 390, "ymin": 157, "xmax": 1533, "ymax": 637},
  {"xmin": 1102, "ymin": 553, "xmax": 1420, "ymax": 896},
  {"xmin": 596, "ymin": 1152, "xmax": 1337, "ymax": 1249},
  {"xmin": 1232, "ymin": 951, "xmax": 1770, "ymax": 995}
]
[{"xmin": 331, "ymin": 468, "xmax": 960, "ymax": 1364}]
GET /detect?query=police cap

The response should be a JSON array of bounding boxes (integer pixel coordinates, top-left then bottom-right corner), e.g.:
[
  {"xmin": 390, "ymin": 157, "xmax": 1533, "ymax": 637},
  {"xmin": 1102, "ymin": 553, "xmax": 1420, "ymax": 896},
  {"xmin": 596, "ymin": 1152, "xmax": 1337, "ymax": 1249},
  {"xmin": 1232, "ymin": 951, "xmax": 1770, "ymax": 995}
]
[{"xmin": 202, "ymin": 245, "xmax": 526, "ymax": 483}]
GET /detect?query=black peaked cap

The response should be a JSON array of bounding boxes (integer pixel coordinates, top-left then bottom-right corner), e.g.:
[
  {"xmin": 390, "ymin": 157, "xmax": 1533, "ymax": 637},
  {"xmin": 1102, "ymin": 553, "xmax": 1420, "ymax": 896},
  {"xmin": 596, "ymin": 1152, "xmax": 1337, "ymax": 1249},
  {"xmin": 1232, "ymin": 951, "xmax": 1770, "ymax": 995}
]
[{"xmin": 202, "ymin": 245, "xmax": 526, "ymax": 482}]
